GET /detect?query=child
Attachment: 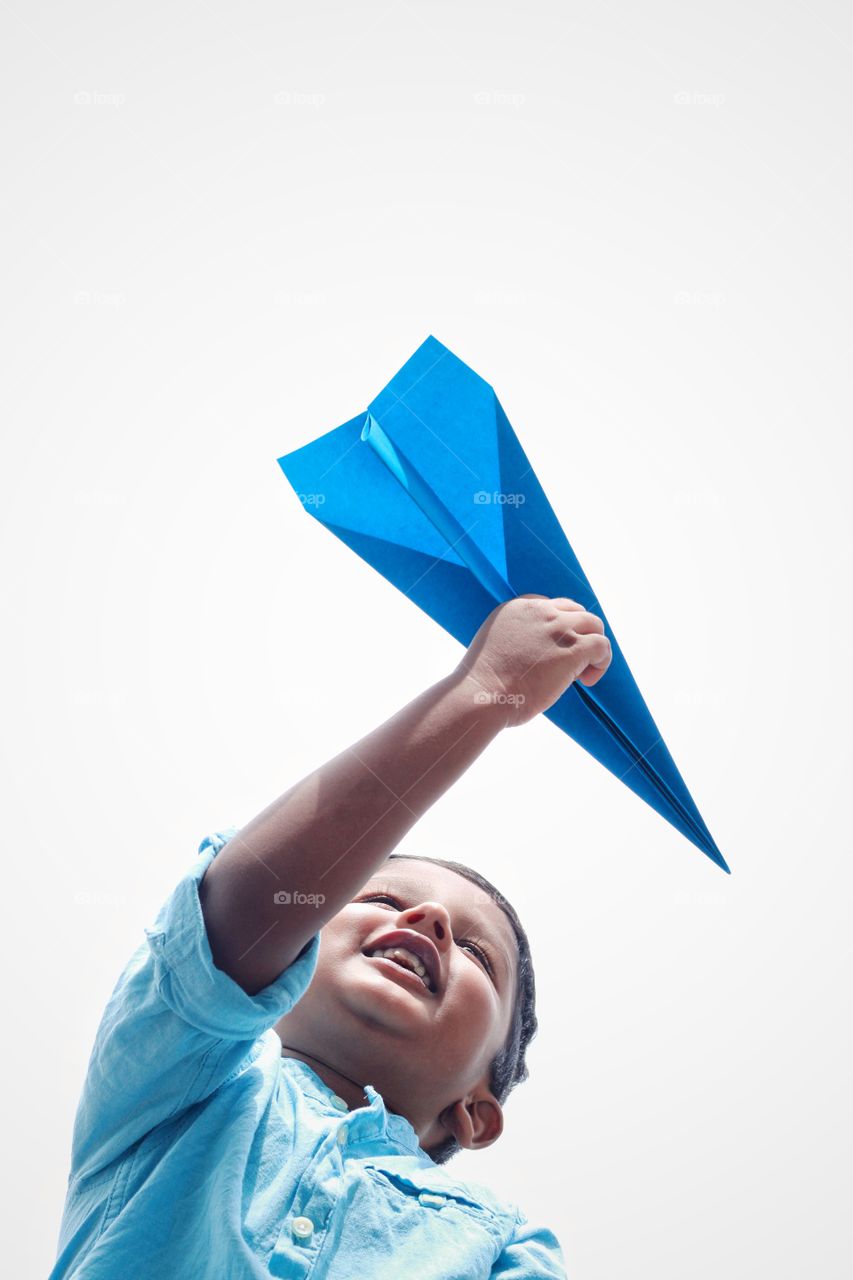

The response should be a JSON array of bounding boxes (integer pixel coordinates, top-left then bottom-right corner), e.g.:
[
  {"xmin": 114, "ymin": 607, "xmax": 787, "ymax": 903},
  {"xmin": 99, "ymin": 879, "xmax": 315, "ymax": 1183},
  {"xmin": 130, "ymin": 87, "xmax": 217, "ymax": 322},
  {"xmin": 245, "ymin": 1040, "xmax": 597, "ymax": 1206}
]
[{"xmin": 50, "ymin": 594, "xmax": 611, "ymax": 1278}]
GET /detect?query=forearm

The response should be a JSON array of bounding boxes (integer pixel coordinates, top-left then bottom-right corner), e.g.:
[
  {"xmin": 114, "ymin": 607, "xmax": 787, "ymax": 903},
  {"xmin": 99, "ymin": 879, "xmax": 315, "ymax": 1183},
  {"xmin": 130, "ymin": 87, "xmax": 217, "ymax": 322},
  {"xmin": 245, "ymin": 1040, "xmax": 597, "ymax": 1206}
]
[{"xmin": 199, "ymin": 670, "xmax": 506, "ymax": 993}]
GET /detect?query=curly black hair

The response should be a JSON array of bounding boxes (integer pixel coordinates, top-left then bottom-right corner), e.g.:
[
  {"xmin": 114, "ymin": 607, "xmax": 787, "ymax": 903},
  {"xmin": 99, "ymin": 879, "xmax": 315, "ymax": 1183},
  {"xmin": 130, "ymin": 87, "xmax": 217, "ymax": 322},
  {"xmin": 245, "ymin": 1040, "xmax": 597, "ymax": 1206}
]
[{"xmin": 385, "ymin": 853, "xmax": 538, "ymax": 1165}]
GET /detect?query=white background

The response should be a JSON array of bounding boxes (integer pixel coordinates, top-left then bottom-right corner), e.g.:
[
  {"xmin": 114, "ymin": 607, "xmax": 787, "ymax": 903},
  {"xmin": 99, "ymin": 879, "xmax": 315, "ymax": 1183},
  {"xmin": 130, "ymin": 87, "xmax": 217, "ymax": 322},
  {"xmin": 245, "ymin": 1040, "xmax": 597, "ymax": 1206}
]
[{"xmin": 2, "ymin": 2, "xmax": 851, "ymax": 1277}]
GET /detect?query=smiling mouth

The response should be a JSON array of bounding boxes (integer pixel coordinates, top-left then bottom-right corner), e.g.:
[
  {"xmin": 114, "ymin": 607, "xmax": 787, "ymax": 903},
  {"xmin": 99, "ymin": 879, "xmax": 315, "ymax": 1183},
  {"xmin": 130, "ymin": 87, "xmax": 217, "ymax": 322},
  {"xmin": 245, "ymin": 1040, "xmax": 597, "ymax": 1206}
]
[{"xmin": 363, "ymin": 951, "xmax": 436, "ymax": 995}]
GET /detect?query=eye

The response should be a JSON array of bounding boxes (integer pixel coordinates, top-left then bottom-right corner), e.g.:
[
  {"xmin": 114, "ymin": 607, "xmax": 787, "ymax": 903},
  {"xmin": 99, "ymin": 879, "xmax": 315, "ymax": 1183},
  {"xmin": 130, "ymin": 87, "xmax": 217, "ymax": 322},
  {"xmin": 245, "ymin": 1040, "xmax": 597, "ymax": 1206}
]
[
  {"xmin": 459, "ymin": 937, "xmax": 495, "ymax": 980},
  {"xmin": 359, "ymin": 892, "xmax": 400, "ymax": 909}
]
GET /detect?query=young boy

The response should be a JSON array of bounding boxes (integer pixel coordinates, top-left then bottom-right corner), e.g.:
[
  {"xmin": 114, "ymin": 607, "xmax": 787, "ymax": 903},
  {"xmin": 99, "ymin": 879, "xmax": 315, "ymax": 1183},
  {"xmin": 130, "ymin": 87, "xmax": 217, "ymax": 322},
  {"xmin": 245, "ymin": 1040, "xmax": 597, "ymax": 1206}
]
[{"xmin": 51, "ymin": 594, "xmax": 611, "ymax": 1278}]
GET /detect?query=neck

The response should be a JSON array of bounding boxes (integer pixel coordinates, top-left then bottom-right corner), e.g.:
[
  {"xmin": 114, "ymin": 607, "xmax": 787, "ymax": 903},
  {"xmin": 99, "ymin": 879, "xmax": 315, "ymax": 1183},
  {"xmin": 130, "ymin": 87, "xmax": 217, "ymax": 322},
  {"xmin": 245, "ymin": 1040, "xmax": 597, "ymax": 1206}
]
[{"xmin": 278, "ymin": 1042, "xmax": 371, "ymax": 1110}]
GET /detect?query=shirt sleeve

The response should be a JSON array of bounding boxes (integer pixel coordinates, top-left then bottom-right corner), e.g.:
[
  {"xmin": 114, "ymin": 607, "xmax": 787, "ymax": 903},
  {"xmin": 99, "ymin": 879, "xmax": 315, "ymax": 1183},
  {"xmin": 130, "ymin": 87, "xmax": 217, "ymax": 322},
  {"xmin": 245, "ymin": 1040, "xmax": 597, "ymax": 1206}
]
[
  {"xmin": 491, "ymin": 1209, "xmax": 568, "ymax": 1278},
  {"xmin": 69, "ymin": 828, "xmax": 321, "ymax": 1183}
]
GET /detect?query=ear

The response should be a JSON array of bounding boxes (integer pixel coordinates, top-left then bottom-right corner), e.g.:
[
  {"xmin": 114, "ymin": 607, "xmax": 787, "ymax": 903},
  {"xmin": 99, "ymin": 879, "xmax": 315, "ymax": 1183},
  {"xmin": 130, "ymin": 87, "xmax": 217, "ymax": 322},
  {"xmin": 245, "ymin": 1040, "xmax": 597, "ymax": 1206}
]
[{"xmin": 439, "ymin": 1089, "xmax": 504, "ymax": 1151}]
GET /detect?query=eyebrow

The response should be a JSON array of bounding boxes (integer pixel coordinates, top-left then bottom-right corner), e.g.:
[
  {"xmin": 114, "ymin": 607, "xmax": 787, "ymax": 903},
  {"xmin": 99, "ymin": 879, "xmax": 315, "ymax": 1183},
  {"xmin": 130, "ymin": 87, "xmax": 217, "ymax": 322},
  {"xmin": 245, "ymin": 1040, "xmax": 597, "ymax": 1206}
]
[{"xmin": 360, "ymin": 874, "xmax": 517, "ymax": 989}]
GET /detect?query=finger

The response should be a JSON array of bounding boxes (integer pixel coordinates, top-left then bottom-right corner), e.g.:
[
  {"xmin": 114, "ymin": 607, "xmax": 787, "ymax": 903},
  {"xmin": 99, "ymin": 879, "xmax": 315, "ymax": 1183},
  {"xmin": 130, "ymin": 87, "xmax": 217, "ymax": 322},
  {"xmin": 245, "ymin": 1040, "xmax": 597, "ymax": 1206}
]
[
  {"xmin": 549, "ymin": 597, "xmax": 586, "ymax": 611},
  {"xmin": 576, "ymin": 634, "xmax": 611, "ymax": 678},
  {"xmin": 564, "ymin": 611, "xmax": 605, "ymax": 636},
  {"xmin": 553, "ymin": 613, "xmax": 605, "ymax": 647}
]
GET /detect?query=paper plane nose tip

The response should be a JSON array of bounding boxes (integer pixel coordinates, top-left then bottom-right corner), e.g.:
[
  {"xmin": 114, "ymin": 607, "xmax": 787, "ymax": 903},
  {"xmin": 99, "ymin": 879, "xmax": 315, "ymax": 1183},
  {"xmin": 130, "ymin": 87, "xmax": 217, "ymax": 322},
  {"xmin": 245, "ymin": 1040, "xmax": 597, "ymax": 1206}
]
[{"xmin": 707, "ymin": 844, "xmax": 731, "ymax": 875}]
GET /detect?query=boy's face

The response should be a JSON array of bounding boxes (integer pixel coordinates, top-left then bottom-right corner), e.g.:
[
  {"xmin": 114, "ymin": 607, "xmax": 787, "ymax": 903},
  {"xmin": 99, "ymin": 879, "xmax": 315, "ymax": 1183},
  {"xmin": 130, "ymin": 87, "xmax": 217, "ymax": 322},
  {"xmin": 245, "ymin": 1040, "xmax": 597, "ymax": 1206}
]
[{"xmin": 274, "ymin": 857, "xmax": 520, "ymax": 1154}]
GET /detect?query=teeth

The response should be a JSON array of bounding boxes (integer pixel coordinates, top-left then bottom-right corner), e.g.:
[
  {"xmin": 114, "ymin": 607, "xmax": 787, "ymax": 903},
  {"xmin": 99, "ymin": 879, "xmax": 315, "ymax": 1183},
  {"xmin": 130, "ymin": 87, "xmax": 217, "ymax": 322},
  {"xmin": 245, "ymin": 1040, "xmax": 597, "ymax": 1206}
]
[{"xmin": 368, "ymin": 946, "xmax": 432, "ymax": 988}]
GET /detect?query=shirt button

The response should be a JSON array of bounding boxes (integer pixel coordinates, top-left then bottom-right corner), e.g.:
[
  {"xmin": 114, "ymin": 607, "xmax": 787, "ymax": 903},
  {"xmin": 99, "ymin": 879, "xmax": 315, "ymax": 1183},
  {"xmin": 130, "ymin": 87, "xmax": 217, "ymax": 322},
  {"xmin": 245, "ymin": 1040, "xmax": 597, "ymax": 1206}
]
[
  {"xmin": 336, "ymin": 1124, "xmax": 348, "ymax": 1146},
  {"xmin": 419, "ymin": 1192, "xmax": 446, "ymax": 1208},
  {"xmin": 291, "ymin": 1216, "xmax": 314, "ymax": 1242},
  {"xmin": 330, "ymin": 1094, "xmax": 348, "ymax": 1111}
]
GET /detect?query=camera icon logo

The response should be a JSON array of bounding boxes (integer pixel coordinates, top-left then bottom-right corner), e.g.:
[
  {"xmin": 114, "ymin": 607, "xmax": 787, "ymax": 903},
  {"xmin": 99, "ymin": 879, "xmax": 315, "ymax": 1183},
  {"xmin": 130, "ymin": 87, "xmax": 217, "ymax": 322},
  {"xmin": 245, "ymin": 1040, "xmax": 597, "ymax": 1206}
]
[{"xmin": 273, "ymin": 890, "xmax": 292, "ymax": 905}]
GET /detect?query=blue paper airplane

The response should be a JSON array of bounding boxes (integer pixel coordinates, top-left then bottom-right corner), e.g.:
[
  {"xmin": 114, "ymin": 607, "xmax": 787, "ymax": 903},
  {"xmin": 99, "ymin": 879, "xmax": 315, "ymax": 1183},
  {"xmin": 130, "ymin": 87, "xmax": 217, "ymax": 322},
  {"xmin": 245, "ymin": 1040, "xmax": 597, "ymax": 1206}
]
[{"xmin": 277, "ymin": 336, "xmax": 728, "ymax": 872}]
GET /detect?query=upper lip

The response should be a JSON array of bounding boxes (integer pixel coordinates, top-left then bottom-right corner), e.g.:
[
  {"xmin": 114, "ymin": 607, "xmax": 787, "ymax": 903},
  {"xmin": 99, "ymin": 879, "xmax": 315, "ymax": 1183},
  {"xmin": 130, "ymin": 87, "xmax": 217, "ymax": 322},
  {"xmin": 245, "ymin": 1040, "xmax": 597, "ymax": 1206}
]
[{"xmin": 362, "ymin": 929, "xmax": 442, "ymax": 995}]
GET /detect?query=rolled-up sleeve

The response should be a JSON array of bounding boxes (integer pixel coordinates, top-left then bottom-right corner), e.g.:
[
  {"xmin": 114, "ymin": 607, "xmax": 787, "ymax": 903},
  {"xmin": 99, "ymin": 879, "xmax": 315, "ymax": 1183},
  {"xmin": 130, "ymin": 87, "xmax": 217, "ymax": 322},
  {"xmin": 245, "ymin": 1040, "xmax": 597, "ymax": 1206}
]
[
  {"xmin": 491, "ymin": 1209, "xmax": 568, "ymax": 1278},
  {"xmin": 70, "ymin": 829, "xmax": 320, "ymax": 1182}
]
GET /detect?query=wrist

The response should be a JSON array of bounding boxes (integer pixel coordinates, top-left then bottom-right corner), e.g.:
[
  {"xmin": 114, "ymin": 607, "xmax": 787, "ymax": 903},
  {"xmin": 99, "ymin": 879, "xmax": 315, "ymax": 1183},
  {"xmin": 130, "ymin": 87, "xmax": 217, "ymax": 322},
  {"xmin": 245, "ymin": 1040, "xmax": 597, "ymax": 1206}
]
[{"xmin": 447, "ymin": 666, "xmax": 519, "ymax": 731}]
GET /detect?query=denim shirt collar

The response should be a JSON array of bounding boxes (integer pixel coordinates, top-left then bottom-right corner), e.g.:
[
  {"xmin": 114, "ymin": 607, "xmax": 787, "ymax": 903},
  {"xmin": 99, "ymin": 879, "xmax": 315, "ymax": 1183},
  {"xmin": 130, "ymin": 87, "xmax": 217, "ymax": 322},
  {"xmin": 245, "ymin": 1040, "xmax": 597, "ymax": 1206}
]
[{"xmin": 280, "ymin": 1055, "xmax": 429, "ymax": 1159}]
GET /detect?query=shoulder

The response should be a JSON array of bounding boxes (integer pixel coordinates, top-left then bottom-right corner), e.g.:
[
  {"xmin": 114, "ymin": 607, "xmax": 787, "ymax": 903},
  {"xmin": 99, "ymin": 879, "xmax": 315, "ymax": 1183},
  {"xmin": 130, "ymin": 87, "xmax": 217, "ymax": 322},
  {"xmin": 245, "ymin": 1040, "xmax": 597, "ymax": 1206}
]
[{"xmin": 365, "ymin": 1154, "xmax": 520, "ymax": 1230}]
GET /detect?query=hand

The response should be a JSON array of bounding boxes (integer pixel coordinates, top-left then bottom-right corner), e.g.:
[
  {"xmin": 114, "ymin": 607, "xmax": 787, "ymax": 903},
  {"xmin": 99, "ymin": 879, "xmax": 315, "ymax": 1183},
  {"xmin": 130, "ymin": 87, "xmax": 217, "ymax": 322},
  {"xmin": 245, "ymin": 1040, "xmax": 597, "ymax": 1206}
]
[{"xmin": 455, "ymin": 594, "xmax": 612, "ymax": 727}]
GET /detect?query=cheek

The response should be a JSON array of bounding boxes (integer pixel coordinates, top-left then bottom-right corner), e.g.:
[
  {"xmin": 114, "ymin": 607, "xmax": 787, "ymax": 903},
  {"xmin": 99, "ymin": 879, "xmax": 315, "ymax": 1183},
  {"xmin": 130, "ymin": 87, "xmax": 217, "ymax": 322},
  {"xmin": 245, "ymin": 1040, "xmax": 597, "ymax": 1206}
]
[
  {"xmin": 317, "ymin": 920, "xmax": 362, "ymax": 971},
  {"xmin": 443, "ymin": 962, "xmax": 501, "ymax": 1040},
  {"xmin": 306, "ymin": 922, "xmax": 356, "ymax": 989}
]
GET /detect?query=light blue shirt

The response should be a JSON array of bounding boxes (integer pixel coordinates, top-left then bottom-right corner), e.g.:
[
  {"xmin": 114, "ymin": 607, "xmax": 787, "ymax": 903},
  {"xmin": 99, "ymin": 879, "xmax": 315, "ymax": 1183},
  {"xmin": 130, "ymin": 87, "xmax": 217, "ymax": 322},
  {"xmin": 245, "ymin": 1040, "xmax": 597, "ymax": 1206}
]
[{"xmin": 51, "ymin": 830, "xmax": 567, "ymax": 1278}]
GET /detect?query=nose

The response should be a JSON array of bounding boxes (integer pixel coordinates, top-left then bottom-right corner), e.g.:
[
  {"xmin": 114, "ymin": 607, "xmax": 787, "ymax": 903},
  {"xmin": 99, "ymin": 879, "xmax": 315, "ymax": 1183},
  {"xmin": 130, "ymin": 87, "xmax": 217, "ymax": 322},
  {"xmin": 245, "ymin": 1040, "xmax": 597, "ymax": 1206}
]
[{"xmin": 400, "ymin": 900, "xmax": 451, "ymax": 946}]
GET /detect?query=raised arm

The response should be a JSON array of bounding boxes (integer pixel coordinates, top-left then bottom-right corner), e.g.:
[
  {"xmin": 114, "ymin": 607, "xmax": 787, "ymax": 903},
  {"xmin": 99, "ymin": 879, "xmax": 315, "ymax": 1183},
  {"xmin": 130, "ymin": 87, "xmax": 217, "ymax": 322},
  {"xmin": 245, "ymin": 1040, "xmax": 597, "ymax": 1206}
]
[{"xmin": 199, "ymin": 595, "xmax": 611, "ymax": 993}]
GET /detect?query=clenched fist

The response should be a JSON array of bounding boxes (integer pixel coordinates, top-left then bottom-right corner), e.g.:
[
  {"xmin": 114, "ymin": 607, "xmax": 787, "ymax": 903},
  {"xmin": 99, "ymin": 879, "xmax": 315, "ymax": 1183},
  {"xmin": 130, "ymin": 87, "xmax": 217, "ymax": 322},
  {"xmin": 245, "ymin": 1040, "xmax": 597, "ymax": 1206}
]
[{"xmin": 456, "ymin": 594, "xmax": 612, "ymax": 727}]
